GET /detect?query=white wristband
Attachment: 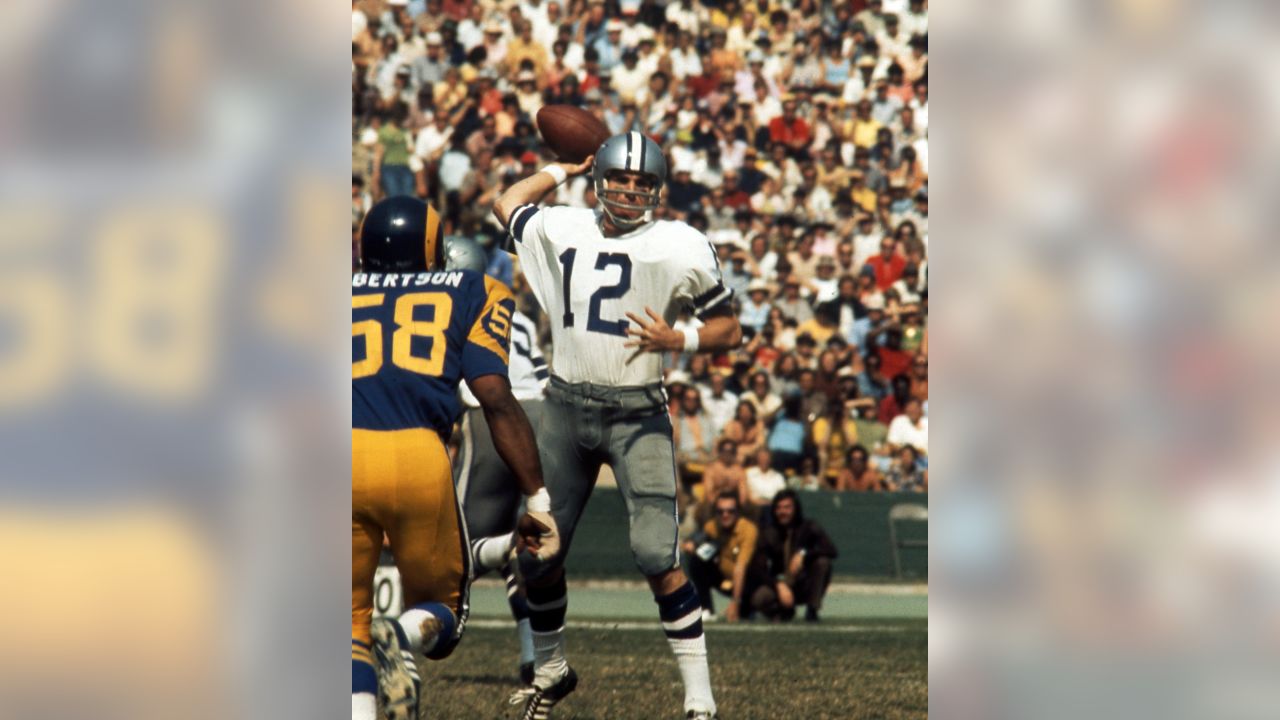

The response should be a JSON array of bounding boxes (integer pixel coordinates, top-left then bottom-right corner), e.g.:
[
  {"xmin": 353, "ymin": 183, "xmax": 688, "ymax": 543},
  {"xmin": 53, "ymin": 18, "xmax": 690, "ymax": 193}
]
[
  {"xmin": 526, "ymin": 487, "xmax": 551, "ymax": 513},
  {"xmin": 681, "ymin": 326, "xmax": 700, "ymax": 353},
  {"xmin": 540, "ymin": 165, "xmax": 568, "ymax": 186}
]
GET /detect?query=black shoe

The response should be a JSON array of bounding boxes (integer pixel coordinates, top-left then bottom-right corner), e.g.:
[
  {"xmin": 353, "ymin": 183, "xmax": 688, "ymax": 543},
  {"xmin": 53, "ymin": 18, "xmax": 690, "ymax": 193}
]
[
  {"xmin": 520, "ymin": 661, "xmax": 535, "ymax": 685},
  {"xmin": 686, "ymin": 710, "xmax": 718, "ymax": 719},
  {"xmin": 804, "ymin": 606, "xmax": 820, "ymax": 623},
  {"xmin": 511, "ymin": 667, "xmax": 578, "ymax": 720}
]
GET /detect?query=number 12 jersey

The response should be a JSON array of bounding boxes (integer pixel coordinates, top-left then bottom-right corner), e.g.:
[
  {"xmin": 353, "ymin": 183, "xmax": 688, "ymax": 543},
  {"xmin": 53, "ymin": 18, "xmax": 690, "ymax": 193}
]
[{"xmin": 508, "ymin": 205, "xmax": 732, "ymax": 387}]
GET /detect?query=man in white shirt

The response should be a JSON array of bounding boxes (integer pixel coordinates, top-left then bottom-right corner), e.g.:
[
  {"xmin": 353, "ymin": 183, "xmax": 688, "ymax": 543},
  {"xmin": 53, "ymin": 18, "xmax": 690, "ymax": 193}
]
[
  {"xmin": 700, "ymin": 372, "xmax": 739, "ymax": 439},
  {"xmin": 886, "ymin": 399, "xmax": 928, "ymax": 454}
]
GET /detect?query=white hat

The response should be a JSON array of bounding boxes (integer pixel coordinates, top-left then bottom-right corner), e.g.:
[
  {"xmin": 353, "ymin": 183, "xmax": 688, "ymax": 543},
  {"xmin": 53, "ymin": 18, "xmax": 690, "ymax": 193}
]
[
  {"xmin": 666, "ymin": 369, "xmax": 692, "ymax": 386},
  {"xmin": 863, "ymin": 293, "xmax": 885, "ymax": 310},
  {"xmin": 606, "ymin": 19, "xmax": 624, "ymax": 31},
  {"xmin": 426, "ymin": 31, "xmax": 443, "ymax": 45},
  {"xmin": 747, "ymin": 279, "xmax": 769, "ymax": 293}
]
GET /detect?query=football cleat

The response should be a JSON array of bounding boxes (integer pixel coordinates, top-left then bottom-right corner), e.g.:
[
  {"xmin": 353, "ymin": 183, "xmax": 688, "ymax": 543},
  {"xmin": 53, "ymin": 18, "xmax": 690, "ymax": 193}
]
[
  {"xmin": 371, "ymin": 618, "xmax": 421, "ymax": 720},
  {"xmin": 509, "ymin": 666, "xmax": 578, "ymax": 720},
  {"xmin": 686, "ymin": 711, "xmax": 718, "ymax": 720}
]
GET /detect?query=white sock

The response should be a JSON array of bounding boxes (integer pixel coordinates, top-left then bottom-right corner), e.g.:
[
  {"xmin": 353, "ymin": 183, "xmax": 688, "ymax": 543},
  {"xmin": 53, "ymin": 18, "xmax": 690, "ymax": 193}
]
[
  {"xmin": 517, "ymin": 617, "xmax": 535, "ymax": 665},
  {"xmin": 397, "ymin": 610, "xmax": 439, "ymax": 655},
  {"xmin": 473, "ymin": 533, "xmax": 515, "ymax": 572},
  {"xmin": 668, "ymin": 635, "xmax": 716, "ymax": 714},
  {"xmin": 351, "ymin": 692, "xmax": 376, "ymax": 720},
  {"xmin": 532, "ymin": 627, "xmax": 568, "ymax": 687}
]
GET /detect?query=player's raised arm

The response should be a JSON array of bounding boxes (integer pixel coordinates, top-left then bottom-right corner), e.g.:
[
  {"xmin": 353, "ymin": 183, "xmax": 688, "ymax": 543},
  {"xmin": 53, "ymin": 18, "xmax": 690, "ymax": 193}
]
[{"xmin": 492, "ymin": 155, "xmax": 594, "ymax": 227}]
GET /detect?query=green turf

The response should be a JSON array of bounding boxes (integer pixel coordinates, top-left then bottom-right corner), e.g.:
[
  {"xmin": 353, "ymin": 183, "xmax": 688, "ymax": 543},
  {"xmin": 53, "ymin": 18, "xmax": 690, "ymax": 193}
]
[{"xmin": 417, "ymin": 618, "xmax": 927, "ymax": 720}]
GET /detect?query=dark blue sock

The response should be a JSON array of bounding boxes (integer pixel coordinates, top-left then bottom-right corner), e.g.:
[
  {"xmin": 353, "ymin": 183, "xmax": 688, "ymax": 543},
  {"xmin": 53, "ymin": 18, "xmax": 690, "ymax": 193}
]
[
  {"xmin": 527, "ymin": 573, "xmax": 568, "ymax": 633},
  {"xmin": 655, "ymin": 581, "xmax": 704, "ymax": 639}
]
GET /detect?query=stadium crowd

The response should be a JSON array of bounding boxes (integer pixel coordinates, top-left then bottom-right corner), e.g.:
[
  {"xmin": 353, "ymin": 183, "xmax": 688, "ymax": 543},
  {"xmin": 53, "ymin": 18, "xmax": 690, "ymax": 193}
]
[{"xmin": 352, "ymin": 0, "xmax": 928, "ymax": 514}]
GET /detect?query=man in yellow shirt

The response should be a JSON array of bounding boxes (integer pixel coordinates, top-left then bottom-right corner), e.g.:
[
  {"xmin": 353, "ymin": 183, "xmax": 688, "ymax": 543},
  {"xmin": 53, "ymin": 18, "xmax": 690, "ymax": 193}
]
[{"xmin": 682, "ymin": 492, "xmax": 758, "ymax": 622}]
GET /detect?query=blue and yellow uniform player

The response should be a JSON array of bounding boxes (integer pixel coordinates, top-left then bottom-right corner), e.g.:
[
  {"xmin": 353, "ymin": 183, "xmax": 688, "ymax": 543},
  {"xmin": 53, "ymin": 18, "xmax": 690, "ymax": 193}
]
[{"xmin": 352, "ymin": 197, "xmax": 560, "ymax": 720}]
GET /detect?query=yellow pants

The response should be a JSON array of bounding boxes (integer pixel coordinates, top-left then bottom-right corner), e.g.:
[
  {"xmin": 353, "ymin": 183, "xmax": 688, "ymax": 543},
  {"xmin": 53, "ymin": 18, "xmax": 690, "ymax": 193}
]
[{"xmin": 352, "ymin": 428, "xmax": 468, "ymax": 658}]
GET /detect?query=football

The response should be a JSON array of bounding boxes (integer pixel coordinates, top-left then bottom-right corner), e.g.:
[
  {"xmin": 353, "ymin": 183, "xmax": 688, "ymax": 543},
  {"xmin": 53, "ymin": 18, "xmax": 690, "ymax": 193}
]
[{"xmin": 536, "ymin": 105, "xmax": 611, "ymax": 163}]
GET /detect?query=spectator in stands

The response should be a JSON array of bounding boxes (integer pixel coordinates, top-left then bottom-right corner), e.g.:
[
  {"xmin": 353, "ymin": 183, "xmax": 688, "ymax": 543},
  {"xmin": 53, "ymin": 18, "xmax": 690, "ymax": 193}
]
[
  {"xmin": 739, "ymin": 280, "xmax": 773, "ymax": 334},
  {"xmin": 767, "ymin": 395, "xmax": 810, "ymax": 474},
  {"xmin": 723, "ymin": 401, "xmax": 766, "ymax": 464},
  {"xmin": 886, "ymin": 398, "xmax": 928, "ymax": 455},
  {"xmin": 701, "ymin": 371, "xmax": 739, "ymax": 439},
  {"xmin": 741, "ymin": 371, "xmax": 783, "ymax": 423},
  {"xmin": 702, "ymin": 439, "xmax": 748, "ymax": 510},
  {"xmin": 673, "ymin": 385, "xmax": 717, "ymax": 486},
  {"xmin": 878, "ymin": 373, "xmax": 913, "ymax": 424},
  {"xmin": 812, "ymin": 396, "xmax": 858, "ymax": 487},
  {"xmin": 794, "ymin": 368, "xmax": 828, "ymax": 423},
  {"xmin": 743, "ymin": 448, "xmax": 787, "ymax": 514},
  {"xmin": 374, "ymin": 105, "xmax": 415, "ymax": 199},
  {"xmin": 750, "ymin": 490, "xmax": 837, "ymax": 622},
  {"xmin": 685, "ymin": 491, "xmax": 758, "ymax": 623},
  {"xmin": 885, "ymin": 444, "xmax": 927, "ymax": 492},
  {"xmin": 865, "ymin": 235, "xmax": 907, "ymax": 291},
  {"xmin": 910, "ymin": 354, "xmax": 928, "ymax": 402},
  {"xmin": 836, "ymin": 444, "xmax": 888, "ymax": 491},
  {"xmin": 774, "ymin": 277, "xmax": 814, "ymax": 324}
]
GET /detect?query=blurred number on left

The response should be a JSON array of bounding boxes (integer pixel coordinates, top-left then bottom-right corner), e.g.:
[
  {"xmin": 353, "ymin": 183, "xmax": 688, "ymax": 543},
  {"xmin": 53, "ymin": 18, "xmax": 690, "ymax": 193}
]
[{"xmin": 0, "ymin": 207, "xmax": 223, "ymax": 411}]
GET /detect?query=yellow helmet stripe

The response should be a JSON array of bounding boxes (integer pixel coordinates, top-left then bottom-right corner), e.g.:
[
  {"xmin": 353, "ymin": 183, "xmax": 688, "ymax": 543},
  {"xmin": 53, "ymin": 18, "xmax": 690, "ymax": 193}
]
[{"xmin": 423, "ymin": 203, "xmax": 442, "ymax": 270}]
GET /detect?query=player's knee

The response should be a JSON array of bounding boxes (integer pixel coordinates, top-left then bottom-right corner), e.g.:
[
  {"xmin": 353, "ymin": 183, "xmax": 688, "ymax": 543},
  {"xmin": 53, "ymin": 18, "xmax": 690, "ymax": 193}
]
[{"xmin": 631, "ymin": 538, "xmax": 678, "ymax": 577}]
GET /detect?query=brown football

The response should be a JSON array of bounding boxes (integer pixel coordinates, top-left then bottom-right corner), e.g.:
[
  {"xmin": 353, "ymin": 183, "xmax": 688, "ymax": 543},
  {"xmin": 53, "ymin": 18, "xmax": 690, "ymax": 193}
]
[{"xmin": 536, "ymin": 105, "xmax": 611, "ymax": 163}]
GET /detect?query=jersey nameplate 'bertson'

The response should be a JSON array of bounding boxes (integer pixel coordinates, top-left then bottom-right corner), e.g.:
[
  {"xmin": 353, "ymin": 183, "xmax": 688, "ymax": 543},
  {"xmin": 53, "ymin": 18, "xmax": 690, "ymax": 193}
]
[{"xmin": 352, "ymin": 269, "xmax": 516, "ymax": 435}]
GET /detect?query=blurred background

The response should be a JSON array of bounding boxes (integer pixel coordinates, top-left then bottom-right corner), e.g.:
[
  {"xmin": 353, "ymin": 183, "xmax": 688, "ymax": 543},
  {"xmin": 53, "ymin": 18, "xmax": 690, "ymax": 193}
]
[
  {"xmin": 932, "ymin": 0, "xmax": 1280, "ymax": 718},
  {"xmin": 0, "ymin": 0, "xmax": 350, "ymax": 717}
]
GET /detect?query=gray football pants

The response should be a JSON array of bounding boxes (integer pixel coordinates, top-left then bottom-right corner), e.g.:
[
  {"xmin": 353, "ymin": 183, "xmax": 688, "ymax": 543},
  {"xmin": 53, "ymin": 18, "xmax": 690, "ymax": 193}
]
[
  {"xmin": 519, "ymin": 376, "xmax": 681, "ymax": 580},
  {"xmin": 454, "ymin": 400, "xmax": 545, "ymax": 544}
]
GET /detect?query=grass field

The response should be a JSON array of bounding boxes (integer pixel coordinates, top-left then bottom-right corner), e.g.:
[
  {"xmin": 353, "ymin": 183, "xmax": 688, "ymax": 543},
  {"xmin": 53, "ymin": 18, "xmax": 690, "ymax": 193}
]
[{"xmin": 408, "ymin": 582, "xmax": 927, "ymax": 720}]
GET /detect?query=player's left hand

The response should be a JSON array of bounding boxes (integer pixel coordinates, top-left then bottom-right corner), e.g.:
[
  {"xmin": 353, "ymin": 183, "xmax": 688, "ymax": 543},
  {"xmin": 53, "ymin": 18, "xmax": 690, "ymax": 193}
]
[
  {"xmin": 518, "ymin": 511, "xmax": 561, "ymax": 561},
  {"xmin": 624, "ymin": 307, "xmax": 681, "ymax": 359}
]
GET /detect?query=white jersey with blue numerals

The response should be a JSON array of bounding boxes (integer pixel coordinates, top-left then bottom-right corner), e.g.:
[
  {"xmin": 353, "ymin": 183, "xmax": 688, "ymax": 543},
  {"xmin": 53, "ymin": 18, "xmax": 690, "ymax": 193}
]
[
  {"xmin": 507, "ymin": 205, "xmax": 731, "ymax": 387},
  {"xmin": 459, "ymin": 309, "xmax": 548, "ymax": 407}
]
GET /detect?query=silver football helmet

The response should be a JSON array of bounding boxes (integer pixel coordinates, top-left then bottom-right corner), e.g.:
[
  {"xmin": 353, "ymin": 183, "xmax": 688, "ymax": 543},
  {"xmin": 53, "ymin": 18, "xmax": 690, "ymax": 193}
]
[
  {"xmin": 592, "ymin": 131, "xmax": 667, "ymax": 230},
  {"xmin": 443, "ymin": 235, "xmax": 489, "ymax": 273}
]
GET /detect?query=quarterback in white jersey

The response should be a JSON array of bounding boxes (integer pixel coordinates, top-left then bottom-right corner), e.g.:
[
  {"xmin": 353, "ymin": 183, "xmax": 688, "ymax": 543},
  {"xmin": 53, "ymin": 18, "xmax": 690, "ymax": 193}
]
[
  {"xmin": 493, "ymin": 132, "xmax": 741, "ymax": 720},
  {"xmin": 507, "ymin": 204, "xmax": 732, "ymax": 387}
]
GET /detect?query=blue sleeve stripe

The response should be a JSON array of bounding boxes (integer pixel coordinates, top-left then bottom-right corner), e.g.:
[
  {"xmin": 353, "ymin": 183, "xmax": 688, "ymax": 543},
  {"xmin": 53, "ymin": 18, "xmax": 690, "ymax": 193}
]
[
  {"xmin": 693, "ymin": 282, "xmax": 727, "ymax": 308},
  {"xmin": 510, "ymin": 204, "xmax": 538, "ymax": 244},
  {"xmin": 532, "ymin": 357, "xmax": 547, "ymax": 368},
  {"xmin": 534, "ymin": 368, "xmax": 549, "ymax": 380}
]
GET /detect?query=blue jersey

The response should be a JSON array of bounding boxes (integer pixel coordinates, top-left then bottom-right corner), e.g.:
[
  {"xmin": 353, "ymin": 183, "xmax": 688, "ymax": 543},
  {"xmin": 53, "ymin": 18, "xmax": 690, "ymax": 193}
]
[{"xmin": 352, "ymin": 269, "xmax": 514, "ymax": 435}]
